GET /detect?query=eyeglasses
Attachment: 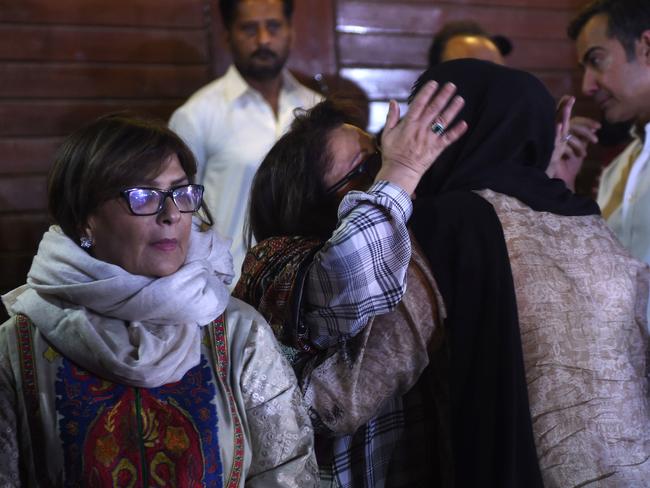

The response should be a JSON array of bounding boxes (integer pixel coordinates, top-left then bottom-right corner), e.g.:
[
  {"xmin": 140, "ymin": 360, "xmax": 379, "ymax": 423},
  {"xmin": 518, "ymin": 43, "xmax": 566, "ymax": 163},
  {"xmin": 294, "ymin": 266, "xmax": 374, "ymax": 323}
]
[
  {"xmin": 120, "ymin": 184, "xmax": 204, "ymax": 216},
  {"xmin": 325, "ymin": 151, "xmax": 382, "ymax": 195}
]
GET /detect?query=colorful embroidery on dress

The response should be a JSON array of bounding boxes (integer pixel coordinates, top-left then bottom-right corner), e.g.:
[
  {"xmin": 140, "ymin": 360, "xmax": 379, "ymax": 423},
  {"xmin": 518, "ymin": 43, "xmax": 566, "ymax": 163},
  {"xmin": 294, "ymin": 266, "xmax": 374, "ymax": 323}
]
[
  {"xmin": 15, "ymin": 315, "xmax": 38, "ymax": 403},
  {"xmin": 55, "ymin": 355, "xmax": 223, "ymax": 487},
  {"xmin": 15, "ymin": 315, "xmax": 49, "ymax": 484},
  {"xmin": 210, "ymin": 314, "xmax": 245, "ymax": 488}
]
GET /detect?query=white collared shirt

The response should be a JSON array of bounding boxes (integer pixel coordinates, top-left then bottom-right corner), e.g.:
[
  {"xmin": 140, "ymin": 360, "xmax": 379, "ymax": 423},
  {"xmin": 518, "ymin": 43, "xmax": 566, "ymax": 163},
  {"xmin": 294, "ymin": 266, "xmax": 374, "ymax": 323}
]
[
  {"xmin": 169, "ymin": 66, "xmax": 321, "ymax": 282},
  {"xmin": 597, "ymin": 122, "xmax": 650, "ymax": 265}
]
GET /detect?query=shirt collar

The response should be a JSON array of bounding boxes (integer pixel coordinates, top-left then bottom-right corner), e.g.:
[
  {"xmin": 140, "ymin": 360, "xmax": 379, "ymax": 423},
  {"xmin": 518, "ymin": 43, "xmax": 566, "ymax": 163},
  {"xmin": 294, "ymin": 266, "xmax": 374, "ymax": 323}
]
[
  {"xmin": 643, "ymin": 121, "xmax": 650, "ymax": 141},
  {"xmin": 639, "ymin": 121, "xmax": 650, "ymax": 152},
  {"xmin": 222, "ymin": 64, "xmax": 302, "ymax": 103}
]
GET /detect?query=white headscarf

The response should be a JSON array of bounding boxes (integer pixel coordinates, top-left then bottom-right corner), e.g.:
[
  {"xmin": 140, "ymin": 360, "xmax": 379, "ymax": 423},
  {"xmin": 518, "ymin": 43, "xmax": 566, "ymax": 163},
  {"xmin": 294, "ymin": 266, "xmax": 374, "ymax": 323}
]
[{"xmin": 2, "ymin": 221, "xmax": 234, "ymax": 388}]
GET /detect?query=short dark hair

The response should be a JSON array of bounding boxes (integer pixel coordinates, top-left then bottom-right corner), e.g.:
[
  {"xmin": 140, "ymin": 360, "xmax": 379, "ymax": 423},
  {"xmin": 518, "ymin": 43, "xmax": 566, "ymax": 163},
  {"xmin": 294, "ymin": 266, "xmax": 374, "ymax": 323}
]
[
  {"xmin": 247, "ymin": 99, "xmax": 359, "ymax": 245},
  {"xmin": 568, "ymin": 0, "xmax": 650, "ymax": 60},
  {"xmin": 48, "ymin": 113, "xmax": 210, "ymax": 243},
  {"xmin": 427, "ymin": 20, "xmax": 512, "ymax": 68},
  {"xmin": 219, "ymin": 0, "xmax": 294, "ymax": 29}
]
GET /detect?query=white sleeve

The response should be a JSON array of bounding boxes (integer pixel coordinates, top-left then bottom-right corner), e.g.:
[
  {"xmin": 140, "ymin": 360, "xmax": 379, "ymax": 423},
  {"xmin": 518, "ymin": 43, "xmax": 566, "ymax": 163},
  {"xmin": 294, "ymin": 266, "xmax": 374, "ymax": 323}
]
[{"xmin": 169, "ymin": 105, "xmax": 208, "ymax": 183}]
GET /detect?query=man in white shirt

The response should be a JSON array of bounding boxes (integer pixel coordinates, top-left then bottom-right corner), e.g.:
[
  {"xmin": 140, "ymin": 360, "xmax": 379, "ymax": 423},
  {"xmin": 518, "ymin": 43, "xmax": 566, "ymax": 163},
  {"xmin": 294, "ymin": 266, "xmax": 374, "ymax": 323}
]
[
  {"xmin": 169, "ymin": 0, "xmax": 320, "ymax": 281},
  {"xmin": 563, "ymin": 0, "xmax": 650, "ymax": 265}
]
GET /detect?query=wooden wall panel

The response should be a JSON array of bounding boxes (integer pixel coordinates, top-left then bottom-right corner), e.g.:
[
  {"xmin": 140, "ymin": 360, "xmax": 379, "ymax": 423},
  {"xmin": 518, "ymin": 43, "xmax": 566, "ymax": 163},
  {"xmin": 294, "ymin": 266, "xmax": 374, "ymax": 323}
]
[
  {"xmin": 0, "ymin": 138, "xmax": 62, "ymax": 174},
  {"xmin": 0, "ymin": 215, "xmax": 50, "ymax": 253},
  {"xmin": 1, "ymin": 101, "xmax": 183, "ymax": 137},
  {"xmin": 1, "ymin": 64, "xmax": 208, "ymax": 98},
  {"xmin": 339, "ymin": 34, "xmax": 575, "ymax": 70},
  {"xmin": 0, "ymin": 176, "xmax": 47, "ymax": 213},
  {"xmin": 343, "ymin": 67, "xmax": 578, "ymax": 101},
  {"xmin": 369, "ymin": 0, "xmax": 583, "ymax": 8},
  {"xmin": 0, "ymin": 26, "xmax": 207, "ymax": 64},
  {"xmin": 0, "ymin": 0, "xmax": 205, "ymax": 27},
  {"xmin": 338, "ymin": 1, "xmax": 574, "ymax": 39},
  {"xmin": 336, "ymin": 0, "xmax": 584, "ymax": 131}
]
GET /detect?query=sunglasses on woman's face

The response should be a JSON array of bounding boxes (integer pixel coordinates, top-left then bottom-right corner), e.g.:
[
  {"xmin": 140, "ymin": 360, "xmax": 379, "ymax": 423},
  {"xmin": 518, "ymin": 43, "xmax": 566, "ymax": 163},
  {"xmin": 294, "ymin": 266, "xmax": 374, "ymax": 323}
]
[
  {"xmin": 120, "ymin": 184, "xmax": 204, "ymax": 216},
  {"xmin": 325, "ymin": 151, "xmax": 383, "ymax": 195}
]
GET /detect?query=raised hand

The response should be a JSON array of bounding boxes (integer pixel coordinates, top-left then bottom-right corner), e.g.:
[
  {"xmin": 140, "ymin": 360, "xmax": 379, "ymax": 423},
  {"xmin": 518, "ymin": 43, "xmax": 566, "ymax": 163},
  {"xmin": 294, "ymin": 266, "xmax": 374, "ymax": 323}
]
[
  {"xmin": 547, "ymin": 95, "xmax": 600, "ymax": 191},
  {"xmin": 378, "ymin": 81, "xmax": 467, "ymax": 195}
]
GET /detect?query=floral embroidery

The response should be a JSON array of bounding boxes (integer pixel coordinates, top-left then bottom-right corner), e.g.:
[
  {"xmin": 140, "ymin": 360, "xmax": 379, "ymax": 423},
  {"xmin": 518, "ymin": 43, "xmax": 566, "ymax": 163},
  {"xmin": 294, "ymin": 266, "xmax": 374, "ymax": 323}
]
[
  {"xmin": 211, "ymin": 314, "xmax": 245, "ymax": 488},
  {"xmin": 55, "ymin": 355, "xmax": 223, "ymax": 487}
]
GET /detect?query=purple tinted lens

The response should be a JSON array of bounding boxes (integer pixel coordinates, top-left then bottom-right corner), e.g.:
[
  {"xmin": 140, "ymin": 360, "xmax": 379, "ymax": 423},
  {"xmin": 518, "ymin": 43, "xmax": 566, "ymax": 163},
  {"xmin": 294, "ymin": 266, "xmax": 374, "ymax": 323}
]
[
  {"xmin": 128, "ymin": 189, "xmax": 160, "ymax": 214},
  {"xmin": 172, "ymin": 185, "xmax": 203, "ymax": 212}
]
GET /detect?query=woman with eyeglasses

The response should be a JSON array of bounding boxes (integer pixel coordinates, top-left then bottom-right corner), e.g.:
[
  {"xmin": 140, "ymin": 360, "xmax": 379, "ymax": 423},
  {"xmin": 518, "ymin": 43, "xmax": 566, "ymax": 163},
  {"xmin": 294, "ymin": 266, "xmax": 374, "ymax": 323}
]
[
  {"xmin": 0, "ymin": 114, "xmax": 317, "ymax": 486},
  {"xmin": 233, "ymin": 83, "xmax": 467, "ymax": 486}
]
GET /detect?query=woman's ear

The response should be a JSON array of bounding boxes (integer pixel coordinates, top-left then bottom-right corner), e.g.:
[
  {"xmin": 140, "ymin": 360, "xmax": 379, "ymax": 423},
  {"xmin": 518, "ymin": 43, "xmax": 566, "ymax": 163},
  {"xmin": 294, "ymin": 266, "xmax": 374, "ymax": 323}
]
[{"xmin": 78, "ymin": 218, "xmax": 95, "ymax": 249}]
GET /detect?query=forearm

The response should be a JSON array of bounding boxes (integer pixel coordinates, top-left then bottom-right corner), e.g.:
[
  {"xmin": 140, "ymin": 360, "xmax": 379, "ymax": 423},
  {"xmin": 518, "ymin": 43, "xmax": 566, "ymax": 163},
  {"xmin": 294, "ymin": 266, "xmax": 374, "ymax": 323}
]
[
  {"xmin": 303, "ymin": 181, "xmax": 413, "ymax": 348},
  {"xmin": 300, "ymin": 249, "xmax": 442, "ymax": 435}
]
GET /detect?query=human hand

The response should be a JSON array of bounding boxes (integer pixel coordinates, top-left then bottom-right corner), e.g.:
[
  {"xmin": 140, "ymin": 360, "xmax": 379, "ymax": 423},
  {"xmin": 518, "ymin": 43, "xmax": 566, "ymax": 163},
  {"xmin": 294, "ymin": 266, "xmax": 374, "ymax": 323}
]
[
  {"xmin": 377, "ymin": 81, "xmax": 467, "ymax": 195},
  {"xmin": 547, "ymin": 95, "xmax": 600, "ymax": 191}
]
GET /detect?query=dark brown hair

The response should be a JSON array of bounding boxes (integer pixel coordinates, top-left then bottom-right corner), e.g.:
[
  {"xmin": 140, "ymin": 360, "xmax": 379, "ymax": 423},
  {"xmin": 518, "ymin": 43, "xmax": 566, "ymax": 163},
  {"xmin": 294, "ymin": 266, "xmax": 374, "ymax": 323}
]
[
  {"xmin": 568, "ymin": 0, "xmax": 650, "ymax": 60},
  {"xmin": 48, "ymin": 113, "xmax": 210, "ymax": 242},
  {"xmin": 247, "ymin": 99, "xmax": 360, "ymax": 245}
]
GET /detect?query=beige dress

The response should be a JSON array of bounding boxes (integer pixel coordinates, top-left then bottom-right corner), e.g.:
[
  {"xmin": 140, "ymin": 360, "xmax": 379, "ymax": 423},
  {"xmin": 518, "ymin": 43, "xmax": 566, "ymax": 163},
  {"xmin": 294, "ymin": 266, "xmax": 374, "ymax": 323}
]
[
  {"xmin": 0, "ymin": 298, "xmax": 318, "ymax": 487},
  {"xmin": 480, "ymin": 189, "xmax": 650, "ymax": 487}
]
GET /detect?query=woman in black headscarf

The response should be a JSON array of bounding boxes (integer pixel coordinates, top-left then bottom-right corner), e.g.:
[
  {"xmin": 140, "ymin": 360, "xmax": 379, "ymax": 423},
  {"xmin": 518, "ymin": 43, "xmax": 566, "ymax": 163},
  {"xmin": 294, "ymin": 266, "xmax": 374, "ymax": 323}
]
[{"xmin": 410, "ymin": 59, "xmax": 650, "ymax": 487}]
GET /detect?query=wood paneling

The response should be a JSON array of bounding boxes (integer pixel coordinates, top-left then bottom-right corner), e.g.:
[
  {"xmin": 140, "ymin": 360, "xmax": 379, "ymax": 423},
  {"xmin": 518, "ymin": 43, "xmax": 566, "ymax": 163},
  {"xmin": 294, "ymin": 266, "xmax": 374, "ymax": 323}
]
[
  {"xmin": 0, "ymin": 138, "xmax": 63, "ymax": 174},
  {"xmin": 342, "ymin": 67, "xmax": 576, "ymax": 99},
  {"xmin": 335, "ymin": 0, "xmax": 581, "ymax": 111},
  {"xmin": 0, "ymin": 100, "xmax": 183, "ymax": 137},
  {"xmin": 340, "ymin": 67, "xmax": 420, "ymax": 100},
  {"xmin": 0, "ymin": 175, "xmax": 47, "ymax": 213},
  {"xmin": 367, "ymin": 0, "xmax": 584, "ymax": 8},
  {"xmin": 0, "ymin": 214, "xmax": 50, "ymax": 252},
  {"xmin": 337, "ymin": 1, "xmax": 574, "ymax": 39},
  {"xmin": 0, "ymin": 0, "xmax": 206, "ymax": 27},
  {"xmin": 0, "ymin": 25, "xmax": 207, "ymax": 64},
  {"xmin": 1, "ymin": 64, "xmax": 208, "ymax": 99},
  {"xmin": 339, "ymin": 34, "xmax": 575, "ymax": 70},
  {"xmin": 337, "ymin": 0, "xmax": 586, "ymax": 133},
  {"xmin": 346, "ymin": 69, "xmax": 582, "ymax": 131}
]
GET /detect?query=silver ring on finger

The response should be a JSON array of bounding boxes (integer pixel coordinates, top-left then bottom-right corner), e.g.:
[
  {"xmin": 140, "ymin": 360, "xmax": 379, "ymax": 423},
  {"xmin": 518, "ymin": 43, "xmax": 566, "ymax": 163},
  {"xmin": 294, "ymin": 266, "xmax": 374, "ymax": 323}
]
[
  {"xmin": 431, "ymin": 120, "xmax": 446, "ymax": 136},
  {"xmin": 563, "ymin": 134, "xmax": 573, "ymax": 142}
]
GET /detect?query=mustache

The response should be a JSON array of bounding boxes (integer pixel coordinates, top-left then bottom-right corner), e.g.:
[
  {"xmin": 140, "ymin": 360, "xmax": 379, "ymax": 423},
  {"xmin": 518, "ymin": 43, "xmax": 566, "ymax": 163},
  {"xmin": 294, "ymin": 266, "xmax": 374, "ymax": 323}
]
[{"xmin": 251, "ymin": 48, "xmax": 277, "ymax": 59}]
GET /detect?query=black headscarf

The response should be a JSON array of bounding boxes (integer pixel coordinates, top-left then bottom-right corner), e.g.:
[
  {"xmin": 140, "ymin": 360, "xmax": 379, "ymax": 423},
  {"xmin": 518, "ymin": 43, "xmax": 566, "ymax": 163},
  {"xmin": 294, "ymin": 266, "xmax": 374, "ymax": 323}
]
[
  {"xmin": 410, "ymin": 60, "xmax": 599, "ymax": 487},
  {"xmin": 412, "ymin": 58, "xmax": 599, "ymax": 215}
]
